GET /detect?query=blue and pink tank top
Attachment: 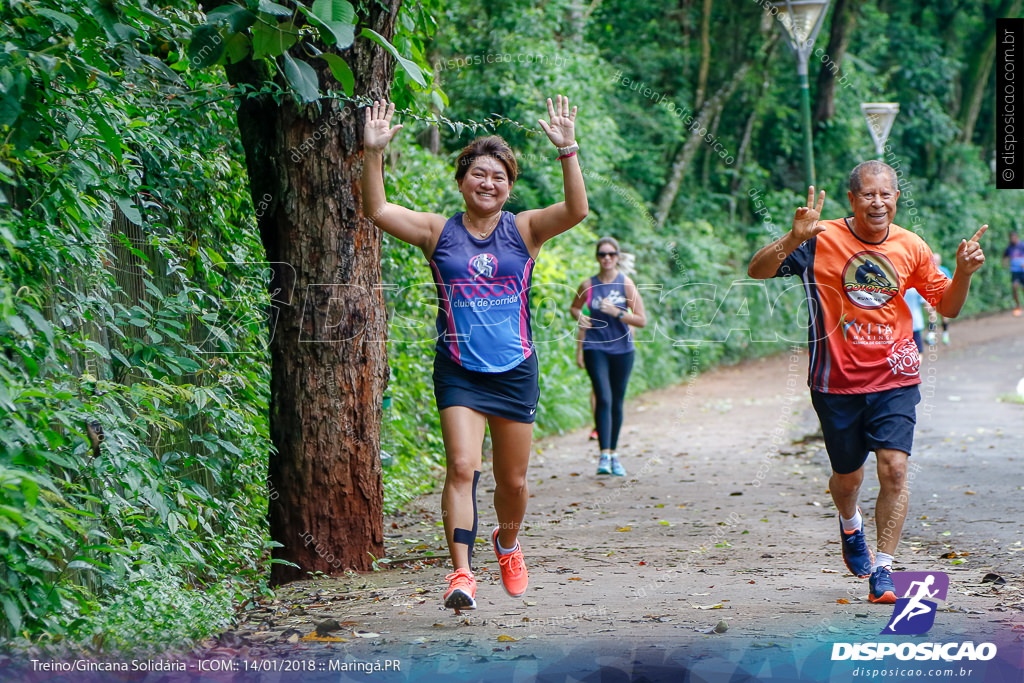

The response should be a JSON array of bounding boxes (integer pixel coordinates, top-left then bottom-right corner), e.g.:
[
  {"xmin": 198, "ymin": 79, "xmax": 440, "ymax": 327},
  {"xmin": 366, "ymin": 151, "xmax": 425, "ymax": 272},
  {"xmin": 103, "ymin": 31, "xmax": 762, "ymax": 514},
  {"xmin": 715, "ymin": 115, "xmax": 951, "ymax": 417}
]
[
  {"xmin": 582, "ymin": 273, "xmax": 634, "ymax": 354},
  {"xmin": 429, "ymin": 211, "xmax": 535, "ymax": 372}
]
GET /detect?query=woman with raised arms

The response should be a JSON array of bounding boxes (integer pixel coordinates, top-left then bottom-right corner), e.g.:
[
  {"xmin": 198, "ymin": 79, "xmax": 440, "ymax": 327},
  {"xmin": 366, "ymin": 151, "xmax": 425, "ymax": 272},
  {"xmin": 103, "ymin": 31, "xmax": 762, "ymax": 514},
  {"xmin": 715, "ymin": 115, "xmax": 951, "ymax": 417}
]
[{"xmin": 361, "ymin": 95, "xmax": 588, "ymax": 610}]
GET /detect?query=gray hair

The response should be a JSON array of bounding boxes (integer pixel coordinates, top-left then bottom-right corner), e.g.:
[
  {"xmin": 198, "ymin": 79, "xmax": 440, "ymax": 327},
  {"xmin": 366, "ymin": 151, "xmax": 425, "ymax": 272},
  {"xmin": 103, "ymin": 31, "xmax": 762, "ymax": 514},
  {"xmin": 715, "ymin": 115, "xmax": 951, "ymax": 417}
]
[{"xmin": 849, "ymin": 161, "xmax": 897, "ymax": 194}]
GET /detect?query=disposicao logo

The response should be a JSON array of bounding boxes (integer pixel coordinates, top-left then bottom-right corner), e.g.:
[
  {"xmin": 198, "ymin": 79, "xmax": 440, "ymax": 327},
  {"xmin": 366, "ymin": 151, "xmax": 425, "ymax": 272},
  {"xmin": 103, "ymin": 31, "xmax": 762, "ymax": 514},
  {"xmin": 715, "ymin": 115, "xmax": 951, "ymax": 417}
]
[
  {"xmin": 831, "ymin": 571, "xmax": 998, "ymax": 662},
  {"xmin": 883, "ymin": 571, "xmax": 948, "ymax": 635}
]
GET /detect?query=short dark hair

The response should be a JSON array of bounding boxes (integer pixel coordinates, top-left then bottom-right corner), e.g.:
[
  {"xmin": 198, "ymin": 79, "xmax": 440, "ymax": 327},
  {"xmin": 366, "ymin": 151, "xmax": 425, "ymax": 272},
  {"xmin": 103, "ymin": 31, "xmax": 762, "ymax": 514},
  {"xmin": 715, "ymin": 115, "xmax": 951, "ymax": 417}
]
[
  {"xmin": 454, "ymin": 136, "xmax": 518, "ymax": 183},
  {"xmin": 849, "ymin": 161, "xmax": 897, "ymax": 194}
]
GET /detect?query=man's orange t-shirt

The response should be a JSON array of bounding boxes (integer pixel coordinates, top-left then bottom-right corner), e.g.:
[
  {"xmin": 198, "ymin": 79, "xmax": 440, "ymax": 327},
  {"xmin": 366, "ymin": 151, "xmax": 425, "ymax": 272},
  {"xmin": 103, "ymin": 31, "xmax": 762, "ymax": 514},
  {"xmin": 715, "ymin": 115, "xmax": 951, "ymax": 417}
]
[{"xmin": 774, "ymin": 218, "xmax": 951, "ymax": 394}]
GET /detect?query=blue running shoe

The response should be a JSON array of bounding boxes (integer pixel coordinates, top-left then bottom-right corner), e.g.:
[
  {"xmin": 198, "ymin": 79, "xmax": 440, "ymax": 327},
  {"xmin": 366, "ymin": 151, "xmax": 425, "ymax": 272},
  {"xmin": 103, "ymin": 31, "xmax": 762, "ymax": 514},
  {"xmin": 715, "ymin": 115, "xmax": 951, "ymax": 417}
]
[
  {"xmin": 596, "ymin": 454, "xmax": 612, "ymax": 475},
  {"xmin": 839, "ymin": 509, "xmax": 873, "ymax": 578},
  {"xmin": 868, "ymin": 565, "xmax": 896, "ymax": 604},
  {"xmin": 610, "ymin": 454, "xmax": 626, "ymax": 477}
]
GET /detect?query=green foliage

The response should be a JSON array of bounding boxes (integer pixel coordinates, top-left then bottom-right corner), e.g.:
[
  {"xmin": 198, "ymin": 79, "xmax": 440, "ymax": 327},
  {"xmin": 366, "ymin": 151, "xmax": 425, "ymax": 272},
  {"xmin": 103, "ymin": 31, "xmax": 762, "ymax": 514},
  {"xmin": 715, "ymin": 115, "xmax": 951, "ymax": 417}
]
[
  {"xmin": 188, "ymin": 0, "xmax": 438, "ymax": 104},
  {"xmin": 65, "ymin": 557, "xmax": 237, "ymax": 653},
  {"xmin": 0, "ymin": 0, "xmax": 273, "ymax": 651}
]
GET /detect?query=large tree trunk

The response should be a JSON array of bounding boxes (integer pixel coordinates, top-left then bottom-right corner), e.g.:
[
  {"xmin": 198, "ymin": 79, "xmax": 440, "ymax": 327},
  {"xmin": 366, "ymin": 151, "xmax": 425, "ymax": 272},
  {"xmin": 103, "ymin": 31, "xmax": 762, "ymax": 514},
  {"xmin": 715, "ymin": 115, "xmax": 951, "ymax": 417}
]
[
  {"xmin": 812, "ymin": 0, "xmax": 856, "ymax": 126},
  {"xmin": 213, "ymin": 1, "xmax": 399, "ymax": 583}
]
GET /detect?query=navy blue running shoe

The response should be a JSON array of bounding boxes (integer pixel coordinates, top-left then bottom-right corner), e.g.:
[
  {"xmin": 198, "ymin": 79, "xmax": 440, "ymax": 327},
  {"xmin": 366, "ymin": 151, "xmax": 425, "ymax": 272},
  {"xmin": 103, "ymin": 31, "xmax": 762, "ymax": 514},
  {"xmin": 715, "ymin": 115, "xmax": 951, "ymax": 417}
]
[
  {"xmin": 868, "ymin": 565, "xmax": 896, "ymax": 604},
  {"xmin": 839, "ymin": 508, "xmax": 873, "ymax": 578}
]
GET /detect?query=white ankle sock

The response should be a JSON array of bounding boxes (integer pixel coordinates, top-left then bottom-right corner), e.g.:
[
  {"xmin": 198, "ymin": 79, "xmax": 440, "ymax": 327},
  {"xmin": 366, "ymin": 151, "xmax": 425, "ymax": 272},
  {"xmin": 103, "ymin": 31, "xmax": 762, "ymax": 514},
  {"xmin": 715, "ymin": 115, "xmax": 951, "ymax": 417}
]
[
  {"xmin": 873, "ymin": 552, "xmax": 894, "ymax": 571},
  {"xmin": 840, "ymin": 509, "xmax": 862, "ymax": 532},
  {"xmin": 496, "ymin": 536, "xmax": 518, "ymax": 555}
]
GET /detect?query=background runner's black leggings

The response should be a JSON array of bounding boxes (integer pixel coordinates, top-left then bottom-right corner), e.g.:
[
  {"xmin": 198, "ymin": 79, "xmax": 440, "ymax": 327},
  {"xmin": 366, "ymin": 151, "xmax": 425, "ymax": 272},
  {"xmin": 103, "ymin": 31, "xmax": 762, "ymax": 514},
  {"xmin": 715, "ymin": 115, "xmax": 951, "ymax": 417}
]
[{"xmin": 583, "ymin": 349, "xmax": 635, "ymax": 451}]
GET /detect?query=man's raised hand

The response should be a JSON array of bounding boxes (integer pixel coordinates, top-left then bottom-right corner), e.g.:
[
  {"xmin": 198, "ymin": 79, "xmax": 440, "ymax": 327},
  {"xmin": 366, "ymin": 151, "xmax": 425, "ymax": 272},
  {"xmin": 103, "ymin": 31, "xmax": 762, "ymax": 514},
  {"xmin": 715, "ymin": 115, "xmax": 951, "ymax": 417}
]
[
  {"xmin": 792, "ymin": 186, "xmax": 827, "ymax": 243},
  {"xmin": 956, "ymin": 224, "xmax": 987, "ymax": 275}
]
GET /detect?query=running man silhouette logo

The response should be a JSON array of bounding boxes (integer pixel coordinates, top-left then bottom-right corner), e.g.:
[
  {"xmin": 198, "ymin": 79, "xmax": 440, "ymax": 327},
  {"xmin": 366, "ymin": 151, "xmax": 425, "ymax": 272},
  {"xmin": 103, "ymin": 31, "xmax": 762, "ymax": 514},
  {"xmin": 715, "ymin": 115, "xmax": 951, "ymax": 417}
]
[
  {"xmin": 468, "ymin": 253, "xmax": 497, "ymax": 279},
  {"xmin": 882, "ymin": 571, "xmax": 949, "ymax": 635}
]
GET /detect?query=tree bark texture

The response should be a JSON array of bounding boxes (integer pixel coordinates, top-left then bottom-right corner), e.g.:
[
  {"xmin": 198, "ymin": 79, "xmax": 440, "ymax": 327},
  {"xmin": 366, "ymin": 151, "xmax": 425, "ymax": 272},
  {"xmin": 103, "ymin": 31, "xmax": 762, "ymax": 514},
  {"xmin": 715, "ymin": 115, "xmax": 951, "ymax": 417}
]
[{"xmin": 215, "ymin": 0, "xmax": 400, "ymax": 583}]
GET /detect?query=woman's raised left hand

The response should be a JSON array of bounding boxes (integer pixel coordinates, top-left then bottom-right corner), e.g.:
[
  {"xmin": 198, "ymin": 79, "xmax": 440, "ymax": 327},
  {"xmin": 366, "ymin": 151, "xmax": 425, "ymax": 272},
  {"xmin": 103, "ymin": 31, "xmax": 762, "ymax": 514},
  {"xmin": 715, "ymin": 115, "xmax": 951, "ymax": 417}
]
[{"xmin": 538, "ymin": 95, "xmax": 577, "ymax": 148}]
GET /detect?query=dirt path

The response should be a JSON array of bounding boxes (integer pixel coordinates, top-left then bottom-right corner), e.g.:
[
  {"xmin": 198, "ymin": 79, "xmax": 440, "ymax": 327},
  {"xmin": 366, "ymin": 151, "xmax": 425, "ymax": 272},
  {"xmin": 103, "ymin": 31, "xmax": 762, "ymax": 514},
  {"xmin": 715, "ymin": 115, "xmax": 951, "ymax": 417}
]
[{"xmin": 219, "ymin": 312, "xmax": 1024, "ymax": 682}]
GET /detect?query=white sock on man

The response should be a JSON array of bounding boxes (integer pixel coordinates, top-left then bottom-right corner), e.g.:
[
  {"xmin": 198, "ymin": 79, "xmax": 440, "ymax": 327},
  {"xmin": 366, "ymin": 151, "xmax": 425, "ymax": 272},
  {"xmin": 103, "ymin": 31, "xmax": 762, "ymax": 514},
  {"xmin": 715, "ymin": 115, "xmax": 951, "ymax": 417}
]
[
  {"xmin": 840, "ymin": 509, "xmax": 863, "ymax": 533},
  {"xmin": 873, "ymin": 552, "xmax": 894, "ymax": 571}
]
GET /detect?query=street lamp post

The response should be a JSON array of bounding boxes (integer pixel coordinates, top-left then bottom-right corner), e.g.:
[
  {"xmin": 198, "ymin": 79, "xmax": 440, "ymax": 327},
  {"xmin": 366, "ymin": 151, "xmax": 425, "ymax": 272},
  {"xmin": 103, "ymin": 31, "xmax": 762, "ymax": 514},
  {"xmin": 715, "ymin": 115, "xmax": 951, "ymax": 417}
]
[
  {"xmin": 860, "ymin": 102, "xmax": 900, "ymax": 160},
  {"xmin": 773, "ymin": 0, "xmax": 832, "ymax": 188}
]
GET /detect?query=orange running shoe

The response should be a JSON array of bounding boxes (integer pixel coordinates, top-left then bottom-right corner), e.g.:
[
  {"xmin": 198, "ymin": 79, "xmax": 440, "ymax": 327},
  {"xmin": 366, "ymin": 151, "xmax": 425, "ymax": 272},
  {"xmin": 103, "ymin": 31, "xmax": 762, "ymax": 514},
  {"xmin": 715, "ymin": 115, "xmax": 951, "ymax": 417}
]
[
  {"xmin": 443, "ymin": 568, "xmax": 476, "ymax": 610},
  {"xmin": 1015, "ymin": 307, "xmax": 1022, "ymax": 317},
  {"xmin": 492, "ymin": 528, "xmax": 529, "ymax": 597}
]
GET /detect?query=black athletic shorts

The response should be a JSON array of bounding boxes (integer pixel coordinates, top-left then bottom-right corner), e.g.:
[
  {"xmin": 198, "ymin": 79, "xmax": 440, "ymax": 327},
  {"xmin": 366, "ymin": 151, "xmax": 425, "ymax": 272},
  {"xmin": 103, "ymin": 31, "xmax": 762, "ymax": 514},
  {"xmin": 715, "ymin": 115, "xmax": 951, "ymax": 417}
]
[
  {"xmin": 810, "ymin": 385, "xmax": 921, "ymax": 475},
  {"xmin": 432, "ymin": 351, "xmax": 540, "ymax": 423},
  {"xmin": 1012, "ymin": 271, "xmax": 1024, "ymax": 288}
]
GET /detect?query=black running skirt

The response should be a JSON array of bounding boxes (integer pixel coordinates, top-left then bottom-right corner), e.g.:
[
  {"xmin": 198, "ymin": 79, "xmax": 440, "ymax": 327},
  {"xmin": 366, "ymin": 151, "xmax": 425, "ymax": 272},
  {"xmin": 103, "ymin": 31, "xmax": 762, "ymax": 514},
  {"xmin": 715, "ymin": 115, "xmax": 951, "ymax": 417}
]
[{"xmin": 432, "ymin": 351, "xmax": 540, "ymax": 423}]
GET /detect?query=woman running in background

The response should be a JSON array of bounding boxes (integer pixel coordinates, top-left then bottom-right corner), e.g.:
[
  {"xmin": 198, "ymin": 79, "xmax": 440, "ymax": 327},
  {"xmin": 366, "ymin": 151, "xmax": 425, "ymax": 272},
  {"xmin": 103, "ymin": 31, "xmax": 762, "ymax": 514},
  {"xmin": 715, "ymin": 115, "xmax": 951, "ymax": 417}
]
[
  {"xmin": 571, "ymin": 237, "xmax": 647, "ymax": 476},
  {"xmin": 362, "ymin": 96, "xmax": 588, "ymax": 611}
]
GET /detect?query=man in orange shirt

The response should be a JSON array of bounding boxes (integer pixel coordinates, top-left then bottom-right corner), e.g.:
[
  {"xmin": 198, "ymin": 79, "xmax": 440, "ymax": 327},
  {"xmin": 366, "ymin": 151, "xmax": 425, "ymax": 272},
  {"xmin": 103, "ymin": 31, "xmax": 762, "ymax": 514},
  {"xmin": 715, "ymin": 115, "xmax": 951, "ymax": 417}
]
[{"xmin": 748, "ymin": 161, "xmax": 987, "ymax": 603}]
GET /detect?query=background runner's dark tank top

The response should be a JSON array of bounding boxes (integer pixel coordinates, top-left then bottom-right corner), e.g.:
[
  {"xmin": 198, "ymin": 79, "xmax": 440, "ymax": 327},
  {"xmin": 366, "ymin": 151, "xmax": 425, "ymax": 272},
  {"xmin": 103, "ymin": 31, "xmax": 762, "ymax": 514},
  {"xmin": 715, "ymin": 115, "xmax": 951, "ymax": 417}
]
[{"xmin": 582, "ymin": 272, "xmax": 634, "ymax": 354}]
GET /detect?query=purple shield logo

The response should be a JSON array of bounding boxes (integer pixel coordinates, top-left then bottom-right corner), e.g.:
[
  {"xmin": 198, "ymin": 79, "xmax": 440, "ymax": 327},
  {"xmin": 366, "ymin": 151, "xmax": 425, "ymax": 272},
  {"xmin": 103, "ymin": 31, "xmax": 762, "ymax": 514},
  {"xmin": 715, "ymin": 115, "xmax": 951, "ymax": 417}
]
[{"xmin": 882, "ymin": 571, "xmax": 949, "ymax": 635}]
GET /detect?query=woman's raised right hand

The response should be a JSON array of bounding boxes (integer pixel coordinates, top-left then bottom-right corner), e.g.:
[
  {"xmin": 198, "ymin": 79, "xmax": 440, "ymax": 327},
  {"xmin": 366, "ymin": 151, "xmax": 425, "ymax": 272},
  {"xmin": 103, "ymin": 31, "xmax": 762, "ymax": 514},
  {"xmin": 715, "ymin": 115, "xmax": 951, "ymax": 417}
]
[{"xmin": 364, "ymin": 100, "xmax": 404, "ymax": 152}]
